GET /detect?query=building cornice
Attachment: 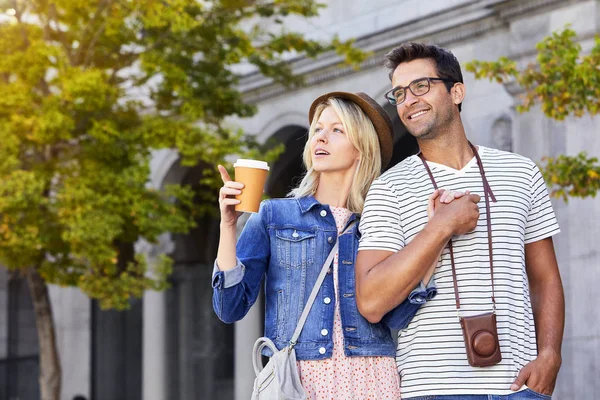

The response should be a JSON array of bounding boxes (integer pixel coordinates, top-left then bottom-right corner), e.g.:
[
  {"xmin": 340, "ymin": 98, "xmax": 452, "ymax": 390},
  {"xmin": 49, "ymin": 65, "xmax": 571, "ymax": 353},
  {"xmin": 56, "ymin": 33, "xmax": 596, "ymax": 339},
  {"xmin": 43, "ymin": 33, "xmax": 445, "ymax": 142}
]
[{"xmin": 240, "ymin": 0, "xmax": 577, "ymax": 104}]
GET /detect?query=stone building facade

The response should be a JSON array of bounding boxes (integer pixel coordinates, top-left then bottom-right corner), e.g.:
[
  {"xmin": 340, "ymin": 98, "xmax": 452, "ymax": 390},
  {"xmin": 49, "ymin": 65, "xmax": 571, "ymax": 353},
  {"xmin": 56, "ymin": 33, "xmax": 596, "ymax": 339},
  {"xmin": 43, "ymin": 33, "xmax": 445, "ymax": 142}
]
[{"xmin": 1, "ymin": 1, "xmax": 598, "ymax": 399}]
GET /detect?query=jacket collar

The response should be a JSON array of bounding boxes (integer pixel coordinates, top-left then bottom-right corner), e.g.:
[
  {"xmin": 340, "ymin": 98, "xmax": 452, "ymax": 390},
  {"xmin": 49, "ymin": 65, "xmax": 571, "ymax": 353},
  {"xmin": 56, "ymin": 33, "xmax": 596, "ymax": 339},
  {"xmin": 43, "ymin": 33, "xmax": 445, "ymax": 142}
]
[
  {"xmin": 296, "ymin": 195, "xmax": 321, "ymax": 214},
  {"xmin": 295, "ymin": 196, "xmax": 359, "ymax": 224}
]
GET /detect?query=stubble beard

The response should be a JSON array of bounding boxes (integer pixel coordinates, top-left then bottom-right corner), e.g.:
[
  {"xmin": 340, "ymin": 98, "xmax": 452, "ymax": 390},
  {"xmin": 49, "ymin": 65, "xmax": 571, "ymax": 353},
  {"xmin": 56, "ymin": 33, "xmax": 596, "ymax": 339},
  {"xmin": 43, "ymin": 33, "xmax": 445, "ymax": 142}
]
[
  {"xmin": 405, "ymin": 106, "xmax": 455, "ymax": 142},
  {"xmin": 404, "ymin": 116, "xmax": 440, "ymax": 141}
]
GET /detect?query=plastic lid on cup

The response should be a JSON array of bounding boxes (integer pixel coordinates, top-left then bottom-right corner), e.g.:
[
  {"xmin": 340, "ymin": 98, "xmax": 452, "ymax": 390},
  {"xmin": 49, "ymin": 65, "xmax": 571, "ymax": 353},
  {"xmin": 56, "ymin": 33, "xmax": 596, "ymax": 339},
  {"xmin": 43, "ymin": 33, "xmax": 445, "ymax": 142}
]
[{"xmin": 233, "ymin": 159, "xmax": 270, "ymax": 171}]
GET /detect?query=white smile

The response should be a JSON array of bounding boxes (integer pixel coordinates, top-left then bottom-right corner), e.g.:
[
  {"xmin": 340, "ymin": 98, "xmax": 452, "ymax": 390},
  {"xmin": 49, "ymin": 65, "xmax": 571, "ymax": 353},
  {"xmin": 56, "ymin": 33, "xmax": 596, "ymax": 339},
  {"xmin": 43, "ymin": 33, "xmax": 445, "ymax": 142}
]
[
  {"xmin": 315, "ymin": 150, "xmax": 330, "ymax": 155},
  {"xmin": 409, "ymin": 110, "xmax": 429, "ymax": 120}
]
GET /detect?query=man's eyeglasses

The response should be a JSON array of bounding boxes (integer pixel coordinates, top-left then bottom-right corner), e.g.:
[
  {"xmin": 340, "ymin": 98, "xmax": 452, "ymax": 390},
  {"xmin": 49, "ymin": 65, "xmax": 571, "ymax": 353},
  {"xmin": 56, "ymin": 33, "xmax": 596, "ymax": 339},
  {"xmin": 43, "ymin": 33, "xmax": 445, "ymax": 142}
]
[{"xmin": 385, "ymin": 77, "xmax": 455, "ymax": 106}]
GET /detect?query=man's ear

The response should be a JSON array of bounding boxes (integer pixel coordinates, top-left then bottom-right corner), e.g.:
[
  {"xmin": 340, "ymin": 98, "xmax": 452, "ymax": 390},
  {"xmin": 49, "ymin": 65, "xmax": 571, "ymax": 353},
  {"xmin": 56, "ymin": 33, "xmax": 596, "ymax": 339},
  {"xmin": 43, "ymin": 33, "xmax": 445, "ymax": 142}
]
[{"xmin": 452, "ymin": 82, "xmax": 466, "ymax": 105}]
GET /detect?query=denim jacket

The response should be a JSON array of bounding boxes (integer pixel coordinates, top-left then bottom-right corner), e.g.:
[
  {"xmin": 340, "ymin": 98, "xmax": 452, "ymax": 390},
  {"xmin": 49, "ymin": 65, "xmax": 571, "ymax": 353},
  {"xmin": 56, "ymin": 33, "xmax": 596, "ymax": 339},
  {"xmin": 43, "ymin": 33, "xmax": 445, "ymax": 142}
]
[{"xmin": 212, "ymin": 196, "xmax": 433, "ymax": 360}]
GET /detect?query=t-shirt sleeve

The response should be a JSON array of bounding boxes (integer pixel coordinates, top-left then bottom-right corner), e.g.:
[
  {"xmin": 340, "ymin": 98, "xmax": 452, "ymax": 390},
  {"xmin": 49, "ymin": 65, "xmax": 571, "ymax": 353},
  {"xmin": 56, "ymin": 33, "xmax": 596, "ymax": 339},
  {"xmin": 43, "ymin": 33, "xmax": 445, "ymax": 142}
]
[
  {"xmin": 524, "ymin": 163, "xmax": 561, "ymax": 244},
  {"xmin": 358, "ymin": 178, "xmax": 405, "ymax": 252}
]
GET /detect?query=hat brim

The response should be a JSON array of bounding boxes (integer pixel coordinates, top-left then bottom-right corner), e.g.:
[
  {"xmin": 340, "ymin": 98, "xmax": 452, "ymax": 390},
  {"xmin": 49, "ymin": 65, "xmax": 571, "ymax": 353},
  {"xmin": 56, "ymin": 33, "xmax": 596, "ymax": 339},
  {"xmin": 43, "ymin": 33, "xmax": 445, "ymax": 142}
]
[{"xmin": 308, "ymin": 91, "xmax": 394, "ymax": 169}]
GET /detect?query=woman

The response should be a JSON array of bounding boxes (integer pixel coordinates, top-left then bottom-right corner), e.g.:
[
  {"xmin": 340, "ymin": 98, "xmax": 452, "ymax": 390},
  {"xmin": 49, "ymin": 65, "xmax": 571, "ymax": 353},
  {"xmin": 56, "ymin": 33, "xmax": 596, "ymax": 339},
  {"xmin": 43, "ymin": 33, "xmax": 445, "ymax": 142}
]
[{"xmin": 212, "ymin": 92, "xmax": 444, "ymax": 398}]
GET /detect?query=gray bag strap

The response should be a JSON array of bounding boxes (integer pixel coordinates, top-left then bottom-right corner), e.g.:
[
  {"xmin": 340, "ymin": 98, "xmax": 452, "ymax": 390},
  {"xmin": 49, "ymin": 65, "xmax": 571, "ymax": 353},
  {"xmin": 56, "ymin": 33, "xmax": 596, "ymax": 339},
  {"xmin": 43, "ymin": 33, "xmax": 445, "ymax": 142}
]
[
  {"xmin": 289, "ymin": 220, "xmax": 356, "ymax": 347},
  {"xmin": 251, "ymin": 238, "xmax": 342, "ymax": 376},
  {"xmin": 252, "ymin": 337, "xmax": 278, "ymax": 373}
]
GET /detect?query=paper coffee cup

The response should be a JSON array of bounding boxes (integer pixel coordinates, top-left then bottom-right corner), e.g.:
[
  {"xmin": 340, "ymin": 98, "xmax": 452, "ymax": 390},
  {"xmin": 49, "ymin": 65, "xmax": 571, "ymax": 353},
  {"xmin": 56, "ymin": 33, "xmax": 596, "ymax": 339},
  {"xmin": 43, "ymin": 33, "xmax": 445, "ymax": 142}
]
[{"xmin": 233, "ymin": 159, "xmax": 270, "ymax": 213}]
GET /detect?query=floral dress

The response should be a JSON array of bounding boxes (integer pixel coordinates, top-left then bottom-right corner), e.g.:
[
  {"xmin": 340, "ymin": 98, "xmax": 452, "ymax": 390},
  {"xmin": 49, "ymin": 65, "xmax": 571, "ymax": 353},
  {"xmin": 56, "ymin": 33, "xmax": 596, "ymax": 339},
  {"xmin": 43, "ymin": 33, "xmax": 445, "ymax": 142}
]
[{"xmin": 297, "ymin": 206, "xmax": 402, "ymax": 399}]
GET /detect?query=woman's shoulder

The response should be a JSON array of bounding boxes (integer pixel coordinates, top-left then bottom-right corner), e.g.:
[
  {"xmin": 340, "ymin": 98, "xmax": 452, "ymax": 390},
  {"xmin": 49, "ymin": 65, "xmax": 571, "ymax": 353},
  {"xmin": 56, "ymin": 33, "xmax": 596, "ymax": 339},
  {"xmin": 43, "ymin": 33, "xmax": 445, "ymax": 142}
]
[
  {"xmin": 259, "ymin": 197, "xmax": 302, "ymax": 215},
  {"xmin": 262, "ymin": 197, "xmax": 299, "ymax": 208},
  {"xmin": 261, "ymin": 196, "xmax": 319, "ymax": 224}
]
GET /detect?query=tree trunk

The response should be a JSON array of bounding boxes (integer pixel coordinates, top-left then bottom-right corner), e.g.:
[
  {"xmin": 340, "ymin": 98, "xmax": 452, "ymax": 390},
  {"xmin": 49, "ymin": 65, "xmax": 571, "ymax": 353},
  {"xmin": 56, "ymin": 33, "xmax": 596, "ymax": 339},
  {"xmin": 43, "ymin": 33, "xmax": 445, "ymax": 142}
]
[{"xmin": 26, "ymin": 267, "xmax": 62, "ymax": 400}]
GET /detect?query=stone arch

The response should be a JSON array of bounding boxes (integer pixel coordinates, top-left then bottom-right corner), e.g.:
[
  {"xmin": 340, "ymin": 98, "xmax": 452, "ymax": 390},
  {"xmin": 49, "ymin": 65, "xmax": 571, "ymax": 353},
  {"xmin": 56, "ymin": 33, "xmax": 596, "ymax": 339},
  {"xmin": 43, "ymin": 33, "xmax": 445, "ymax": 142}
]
[
  {"xmin": 254, "ymin": 111, "xmax": 307, "ymax": 144},
  {"xmin": 149, "ymin": 149, "xmax": 184, "ymax": 189},
  {"xmin": 263, "ymin": 123, "xmax": 309, "ymax": 198}
]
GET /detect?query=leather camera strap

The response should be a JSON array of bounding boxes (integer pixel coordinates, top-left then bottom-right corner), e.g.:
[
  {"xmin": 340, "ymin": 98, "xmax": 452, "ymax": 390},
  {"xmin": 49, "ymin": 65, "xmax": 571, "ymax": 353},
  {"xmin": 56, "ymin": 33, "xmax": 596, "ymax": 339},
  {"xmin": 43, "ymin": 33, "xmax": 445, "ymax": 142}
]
[{"xmin": 418, "ymin": 142, "xmax": 497, "ymax": 314}]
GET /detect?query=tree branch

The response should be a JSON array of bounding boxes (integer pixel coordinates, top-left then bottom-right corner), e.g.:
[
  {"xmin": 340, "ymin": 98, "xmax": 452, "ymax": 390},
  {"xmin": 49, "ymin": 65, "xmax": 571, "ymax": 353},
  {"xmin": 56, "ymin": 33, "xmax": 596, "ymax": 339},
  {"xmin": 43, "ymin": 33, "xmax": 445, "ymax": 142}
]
[
  {"xmin": 77, "ymin": 0, "xmax": 113, "ymax": 66},
  {"xmin": 12, "ymin": 0, "xmax": 30, "ymax": 49},
  {"xmin": 47, "ymin": 2, "xmax": 74, "ymax": 65}
]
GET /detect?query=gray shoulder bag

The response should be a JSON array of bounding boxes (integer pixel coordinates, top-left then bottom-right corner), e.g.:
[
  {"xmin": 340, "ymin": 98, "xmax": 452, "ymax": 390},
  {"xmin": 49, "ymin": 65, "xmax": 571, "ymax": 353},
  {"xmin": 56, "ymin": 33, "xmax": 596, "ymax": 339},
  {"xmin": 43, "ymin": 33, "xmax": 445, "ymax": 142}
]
[{"xmin": 251, "ymin": 222, "xmax": 355, "ymax": 400}]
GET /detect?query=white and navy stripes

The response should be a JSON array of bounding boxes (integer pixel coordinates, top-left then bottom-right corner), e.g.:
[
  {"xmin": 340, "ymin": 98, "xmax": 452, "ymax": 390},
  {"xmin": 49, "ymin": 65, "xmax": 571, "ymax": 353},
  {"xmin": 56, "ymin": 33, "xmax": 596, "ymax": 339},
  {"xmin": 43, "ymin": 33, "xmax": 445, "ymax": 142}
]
[{"xmin": 359, "ymin": 146, "xmax": 560, "ymax": 398}]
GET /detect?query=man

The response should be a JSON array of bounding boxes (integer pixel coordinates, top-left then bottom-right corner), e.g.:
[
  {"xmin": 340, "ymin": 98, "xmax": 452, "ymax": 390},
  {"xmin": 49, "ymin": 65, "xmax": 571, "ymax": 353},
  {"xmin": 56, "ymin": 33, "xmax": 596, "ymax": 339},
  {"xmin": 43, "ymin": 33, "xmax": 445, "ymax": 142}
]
[{"xmin": 356, "ymin": 42, "xmax": 564, "ymax": 399}]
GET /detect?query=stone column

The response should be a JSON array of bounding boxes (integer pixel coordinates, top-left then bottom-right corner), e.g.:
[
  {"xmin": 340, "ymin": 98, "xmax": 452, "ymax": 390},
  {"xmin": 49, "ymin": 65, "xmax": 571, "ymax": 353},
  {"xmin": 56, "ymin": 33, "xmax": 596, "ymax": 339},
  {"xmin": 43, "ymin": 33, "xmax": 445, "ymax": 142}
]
[
  {"xmin": 140, "ymin": 233, "xmax": 174, "ymax": 400},
  {"xmin": 47, "ymin": 285, "xmax": 91, "ymax": 400},
  {"xmin": 234, "ymin": 295, "xmax": 262, "ymax": 400},
  {"xmin": 177, "ymin": 276, "xmax": 196, "ymax": 399},
  {"xmin": 142, "ymin": 289, "xmax": 168, "ymax": 400}
]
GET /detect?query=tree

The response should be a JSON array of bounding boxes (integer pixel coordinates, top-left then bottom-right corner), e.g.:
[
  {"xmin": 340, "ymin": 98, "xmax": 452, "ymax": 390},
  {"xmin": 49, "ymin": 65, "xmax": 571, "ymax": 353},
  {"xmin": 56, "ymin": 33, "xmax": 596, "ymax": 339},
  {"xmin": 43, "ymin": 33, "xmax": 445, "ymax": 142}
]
[
  {"xmin": 466, "ymin": 27, "xmax": 600, "ymax": 201},
  {"xmin": 0, "ymin": 1, "xmax": 365, "ymax": 399}
]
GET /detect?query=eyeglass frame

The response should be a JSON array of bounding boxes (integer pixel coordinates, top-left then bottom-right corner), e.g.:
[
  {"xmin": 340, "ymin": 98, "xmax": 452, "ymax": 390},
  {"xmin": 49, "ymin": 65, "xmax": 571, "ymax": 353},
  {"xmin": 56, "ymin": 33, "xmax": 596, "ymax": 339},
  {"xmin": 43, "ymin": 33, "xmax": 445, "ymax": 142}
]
[{"xmin": 384, "ymin": 77, "xmax": 456, "ymax": 106}]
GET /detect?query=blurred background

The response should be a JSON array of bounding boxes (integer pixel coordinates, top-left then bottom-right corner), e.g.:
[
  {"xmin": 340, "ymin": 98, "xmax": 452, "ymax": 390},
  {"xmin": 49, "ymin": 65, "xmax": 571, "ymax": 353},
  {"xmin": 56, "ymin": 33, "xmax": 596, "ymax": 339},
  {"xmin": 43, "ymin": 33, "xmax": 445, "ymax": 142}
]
[{"xmin": 0, "ymin": 0, "xmax": 599, "ymax": 399}]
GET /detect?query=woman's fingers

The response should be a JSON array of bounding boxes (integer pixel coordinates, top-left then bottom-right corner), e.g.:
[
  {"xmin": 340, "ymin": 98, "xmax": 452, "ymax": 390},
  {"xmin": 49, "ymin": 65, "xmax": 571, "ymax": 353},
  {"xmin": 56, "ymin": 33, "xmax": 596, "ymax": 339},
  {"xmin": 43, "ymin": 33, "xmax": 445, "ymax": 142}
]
[
  {"xmin": 221, "ymin": 198, "xmax": 241, "ymax": 206},
  {"xmin": 224, "ymin": 181, "xmax": 244, "ymax": 189},
  {"xmin": 218, "ymin": 165, "xmax": 244, "ymax": 202},
  {"xmin": 217, "ymin": 165, "xmax": 243, "ymax": 226},
  {"xmin": 428, "ymin": 188, "xmax": 471, "ymax": 216},
  {"xmin": 427, "ymin": 189, "xmax": 439, "ymax": 220},
  {"xmin": 218, "ymin": 164, "xmax": 232, "ymax": 184},
  {"xmin": 220, "ymin": 186, "xmax": 242, "ymax": 198},
  {"xmin": 440, "ymin": 190, "xmax": 470, "ymax": 203},
  {"xmin": 439, "ymin": 190, "xmax": 448, "ymax": 203},
  {"xmin": 441, "ymin": 191, "xmax": 455, "ymax": 203}
]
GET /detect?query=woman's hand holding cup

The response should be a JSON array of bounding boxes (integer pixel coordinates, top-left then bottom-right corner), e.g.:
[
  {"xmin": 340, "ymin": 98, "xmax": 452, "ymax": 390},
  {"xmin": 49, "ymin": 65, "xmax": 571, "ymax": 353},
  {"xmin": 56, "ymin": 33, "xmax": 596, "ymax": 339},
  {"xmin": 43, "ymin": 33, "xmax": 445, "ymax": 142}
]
[{"xmin": 218, "ymin": 165, "xmax": 244, "ymax": 228}]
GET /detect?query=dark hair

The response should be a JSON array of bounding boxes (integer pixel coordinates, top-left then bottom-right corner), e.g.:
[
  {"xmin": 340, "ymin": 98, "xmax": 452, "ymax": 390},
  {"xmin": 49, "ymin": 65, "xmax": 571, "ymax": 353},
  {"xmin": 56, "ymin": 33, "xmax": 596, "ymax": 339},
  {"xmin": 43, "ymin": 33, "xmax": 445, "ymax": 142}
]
[{"xmin": 384, "ymin": 42, "xmax": 464, "ymax": 111}]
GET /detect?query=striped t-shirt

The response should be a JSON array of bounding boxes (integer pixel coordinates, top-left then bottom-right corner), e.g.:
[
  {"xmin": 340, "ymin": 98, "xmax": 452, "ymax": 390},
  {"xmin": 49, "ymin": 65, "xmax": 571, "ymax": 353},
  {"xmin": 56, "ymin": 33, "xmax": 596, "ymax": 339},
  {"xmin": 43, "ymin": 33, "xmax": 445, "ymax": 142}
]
[{"xmin": 358, "ymin": 146, "xmax": 560, "ymax": 398}]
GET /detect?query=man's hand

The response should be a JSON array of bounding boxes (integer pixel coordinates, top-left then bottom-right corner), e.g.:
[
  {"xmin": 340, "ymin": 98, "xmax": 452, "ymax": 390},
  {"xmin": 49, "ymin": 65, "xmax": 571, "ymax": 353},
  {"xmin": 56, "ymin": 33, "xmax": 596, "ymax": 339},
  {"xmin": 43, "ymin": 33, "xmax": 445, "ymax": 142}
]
[
  {"xmin": 511, "ymin": 350, "xmax": 561, "ymax": 395},
  {"xmin": 430, "ymin": 192, "xmax": 481, "ymax": 237},
  {"xmin": 514, "ymin": 238, "xmax": 564, "ymax": 395}
]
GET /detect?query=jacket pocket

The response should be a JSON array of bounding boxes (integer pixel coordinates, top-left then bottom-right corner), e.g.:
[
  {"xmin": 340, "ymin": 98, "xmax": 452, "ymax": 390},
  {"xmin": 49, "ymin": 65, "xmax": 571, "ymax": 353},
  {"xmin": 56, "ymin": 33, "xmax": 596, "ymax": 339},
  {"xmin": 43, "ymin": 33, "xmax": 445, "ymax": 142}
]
[{"xmin": 275, "ymin": 228, "xmax": 316, "ymax": 269}]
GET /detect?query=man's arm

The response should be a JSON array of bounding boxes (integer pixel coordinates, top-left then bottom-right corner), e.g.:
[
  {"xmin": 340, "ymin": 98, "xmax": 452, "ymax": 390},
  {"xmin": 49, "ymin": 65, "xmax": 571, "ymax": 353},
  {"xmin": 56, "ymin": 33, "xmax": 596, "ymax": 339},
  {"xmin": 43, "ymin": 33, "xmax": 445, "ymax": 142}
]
[
  {"xmin": 356, "ymin": 194, "xmax": 480, "ymax": 323},
  {"xmin": 511, "ymin": 237, "xmax": 564, "ymax": 394}
]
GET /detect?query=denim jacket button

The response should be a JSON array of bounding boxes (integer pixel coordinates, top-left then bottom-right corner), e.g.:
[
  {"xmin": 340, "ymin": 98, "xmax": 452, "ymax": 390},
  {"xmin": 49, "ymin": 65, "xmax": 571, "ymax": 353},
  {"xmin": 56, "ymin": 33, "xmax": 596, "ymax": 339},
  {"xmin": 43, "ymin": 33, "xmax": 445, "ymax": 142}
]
[
  {"xmin": 319, "ymin": 347, "xmax": 326, "ymax": 354},
  {"xmin": 327, "ymin": 236, "xmax": 333, "ymax": 243},
  {"xmin": 320, "ymin": 210, "xmax": 327, "ymax": 217},
  {"xmin": 321, "ymin": 329, "xmax": 328, "ymax": 336},
  {"xmin": 327, "ymin": 268, "xmax": 332, "ymax": 274},
  {"xmin": 323, "ymin": 297, "xmax": 331, "ymax": 304}
]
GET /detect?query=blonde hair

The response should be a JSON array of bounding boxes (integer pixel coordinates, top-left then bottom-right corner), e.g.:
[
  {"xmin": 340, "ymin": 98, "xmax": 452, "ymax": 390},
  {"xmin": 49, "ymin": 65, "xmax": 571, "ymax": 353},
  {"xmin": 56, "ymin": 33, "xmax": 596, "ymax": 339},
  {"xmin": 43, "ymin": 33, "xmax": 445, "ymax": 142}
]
[{"xmin": 289, "ymin": 97, "xmax": 382, "ymax": 214}]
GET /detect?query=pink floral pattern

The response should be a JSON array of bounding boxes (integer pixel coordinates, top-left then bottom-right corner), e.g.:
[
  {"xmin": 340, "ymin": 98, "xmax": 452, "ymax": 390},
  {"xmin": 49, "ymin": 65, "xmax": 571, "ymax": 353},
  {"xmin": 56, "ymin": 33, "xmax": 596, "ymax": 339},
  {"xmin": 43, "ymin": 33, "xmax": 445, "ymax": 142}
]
[{"xmin": 297, "ymin": 206, "xmax": 401, "ymax": 399}]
